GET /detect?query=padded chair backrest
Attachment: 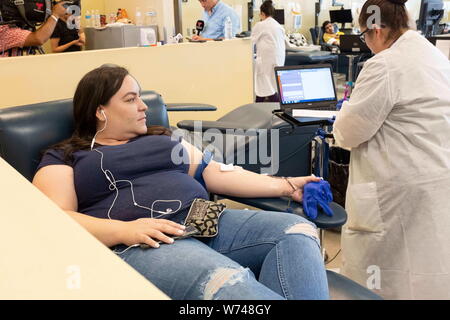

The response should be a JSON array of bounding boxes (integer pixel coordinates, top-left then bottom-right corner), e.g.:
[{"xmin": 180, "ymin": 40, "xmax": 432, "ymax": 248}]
[
  {"xmin": 310, "ymin": 27, "xmax": 319, "ymax": 45},
  {"xmin": 318, "ymin": 27, "xmax": 326, "ymax": 46},
  {"xmin": 211, "ymin": 103, "xmax": 318, "ymax": 177},
  {"xmin": 0, "ymin": 90, "xmax": 169, "ymax": 181},
  {"xmin": 140, "ymin": 91, "xmax": 170, "ymax": 128},
  {"xmin": 0, "ymin": 100, "xmax": 74, "ymax": 181}
]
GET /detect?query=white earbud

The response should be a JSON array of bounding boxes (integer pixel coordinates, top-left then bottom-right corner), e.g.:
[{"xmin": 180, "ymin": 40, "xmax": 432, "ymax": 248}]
[{"xmin": 91, "ymin": 109, "xmax": 108, "ymax": 150}]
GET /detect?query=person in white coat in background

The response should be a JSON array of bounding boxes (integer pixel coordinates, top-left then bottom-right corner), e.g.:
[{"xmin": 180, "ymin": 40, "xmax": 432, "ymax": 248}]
[
  {"xmin": 333, "ymin": 0, "xmax": 450, "ymax": 299},
  {"xmin": 251, "ymin": 0, "xmax": 285, "ymax": 102}
]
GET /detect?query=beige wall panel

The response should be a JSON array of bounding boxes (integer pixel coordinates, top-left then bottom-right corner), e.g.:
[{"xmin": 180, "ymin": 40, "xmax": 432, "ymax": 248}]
[{"xmin": 0, "ymin": 39, "xmax": 254, "ymax": 126}]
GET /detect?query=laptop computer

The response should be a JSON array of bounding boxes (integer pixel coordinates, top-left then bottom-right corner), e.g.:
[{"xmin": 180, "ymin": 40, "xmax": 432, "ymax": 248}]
[
  {"xmin": 340, "ymin": 34, "xmax": 371, "ymax": 54},
  {"xmin": 275, "ymin": 64, "xmax": 338, "ymax": 112},
  {"xmin": 274, "ymin": 64, "xmax": 338, "ymax": 125}
]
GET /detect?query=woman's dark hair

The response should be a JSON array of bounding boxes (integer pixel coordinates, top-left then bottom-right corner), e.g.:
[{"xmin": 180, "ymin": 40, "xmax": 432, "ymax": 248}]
[
  {"xmin": 359, "ymin": 0, "xmax": 410, "ymax": 41},
  {"xmin": 260, "ymin": 0, "xmax": 275, "ymax": 17},
  {"xmin": 50, "ymin": 65, "xmax": 171, "ymax": 163}
]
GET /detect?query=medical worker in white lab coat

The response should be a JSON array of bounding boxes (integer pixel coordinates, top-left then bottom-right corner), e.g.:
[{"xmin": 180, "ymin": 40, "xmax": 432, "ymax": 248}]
[
  {"xmin": 251, "ymin": 0, "xmax": 285, "ymax": 102},
  {"xmin": 333, "ymin": 0, "xmax": 450, "ymax": 299}
]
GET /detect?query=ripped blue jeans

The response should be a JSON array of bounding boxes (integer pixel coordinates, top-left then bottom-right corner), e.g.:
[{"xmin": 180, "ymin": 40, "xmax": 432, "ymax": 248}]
[{"xmin": 114, "ymin": 209, "xmax": 329, "ymax": 300}]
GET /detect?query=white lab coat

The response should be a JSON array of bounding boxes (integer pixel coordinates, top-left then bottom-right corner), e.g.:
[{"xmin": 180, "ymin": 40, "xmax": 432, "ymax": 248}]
[
  {"xmin": 333, "ymin": 30, "xmax": 450, "ymax": 299},
  {"xmin": 251, "ymin": 17, "xmax": 286, "ymax": 98}
]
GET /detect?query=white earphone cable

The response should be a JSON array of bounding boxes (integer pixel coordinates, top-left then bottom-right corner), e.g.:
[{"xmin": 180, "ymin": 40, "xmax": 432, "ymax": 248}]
[{"xmin": 90, "ymin": 110, "xmax": 183, "ymax": 253}]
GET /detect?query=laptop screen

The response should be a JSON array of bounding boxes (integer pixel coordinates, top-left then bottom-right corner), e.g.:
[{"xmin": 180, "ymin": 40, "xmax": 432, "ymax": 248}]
[{"xmin": 275, "ymin": 66, "xmax": 337, "ymax": 105}]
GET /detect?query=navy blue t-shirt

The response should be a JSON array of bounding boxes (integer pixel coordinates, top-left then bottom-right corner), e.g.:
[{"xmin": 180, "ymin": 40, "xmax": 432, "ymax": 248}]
[{"xmin": 36, "ymin": 135, "xmax": 209, "ymax": 224}]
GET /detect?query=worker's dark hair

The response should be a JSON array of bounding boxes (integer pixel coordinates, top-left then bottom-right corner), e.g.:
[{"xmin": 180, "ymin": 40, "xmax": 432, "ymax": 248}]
[
  {"xmin": 260, "ymin": 0, "xmax": 275, "ymax": 17},
  {"xmin": 359, "ymin": 0, "xmax": 410, "ymax": 41}
]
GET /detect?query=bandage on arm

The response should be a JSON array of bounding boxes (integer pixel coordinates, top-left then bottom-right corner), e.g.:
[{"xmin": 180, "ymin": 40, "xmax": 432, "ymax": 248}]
[{"xmin": 202, "ymin": 161, "xmax": 291, "ymax": 198}]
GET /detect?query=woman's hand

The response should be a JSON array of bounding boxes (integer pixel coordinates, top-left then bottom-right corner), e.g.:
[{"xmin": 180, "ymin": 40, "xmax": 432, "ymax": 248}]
[
  {"xmin": 69, "ymin": 39, "xmax": 81, "ymax": 46},
  {"xmin": 286, "ymin": 176, "xmax": 322, "ymax": 203},
  {"xmin": 191, "ymin": 35, "xmax": 211, "ymax": 41},
  {"xmin": 118, "ymin": 218, "xmax": 186, "ymax": 248}
]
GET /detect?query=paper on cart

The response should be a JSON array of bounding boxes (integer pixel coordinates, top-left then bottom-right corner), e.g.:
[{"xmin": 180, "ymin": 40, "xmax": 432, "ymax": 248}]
[{"xmin": 292, "ymin": 109, "xmax": 338, "ymax": 119}]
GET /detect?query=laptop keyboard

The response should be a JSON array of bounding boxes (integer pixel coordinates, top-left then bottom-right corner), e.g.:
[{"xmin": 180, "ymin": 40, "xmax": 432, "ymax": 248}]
[{"xmin": 310, "ymin": 105, "xmax": 338, "ymax": 111}]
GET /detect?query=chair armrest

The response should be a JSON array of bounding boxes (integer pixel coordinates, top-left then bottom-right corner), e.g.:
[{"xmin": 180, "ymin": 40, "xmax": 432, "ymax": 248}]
[
  {"xmin": 216, "ymin": 195, "xmax": 347, "ymax": 230},
  {"xmin": 166, "ymin": 103, "xmax": 217, "ymax": 112},
  {"xmin": 177, "ymin": 120, "xmax": 257, "ymax": 134},
  {"xmin": 321, "ymin": 44, "xmax": 339, "ymax": 52}
]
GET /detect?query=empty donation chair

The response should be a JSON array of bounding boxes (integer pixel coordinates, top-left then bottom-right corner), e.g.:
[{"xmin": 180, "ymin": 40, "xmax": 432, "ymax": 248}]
[{"xmin": 0, "ymin": 92, "xmax": 382, "ymax": 300}]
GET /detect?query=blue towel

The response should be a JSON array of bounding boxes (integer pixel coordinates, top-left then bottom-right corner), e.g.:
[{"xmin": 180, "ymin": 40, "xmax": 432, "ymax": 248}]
[{"xmin": 302, "ymin": 180, "xmax": 334, "ymax": 220}]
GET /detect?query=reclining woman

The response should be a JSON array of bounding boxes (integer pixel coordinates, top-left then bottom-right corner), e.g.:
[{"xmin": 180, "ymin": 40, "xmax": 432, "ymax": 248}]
[{"xmin": 32, "ymin": 65, "xmax": 329, "ymax": 300}]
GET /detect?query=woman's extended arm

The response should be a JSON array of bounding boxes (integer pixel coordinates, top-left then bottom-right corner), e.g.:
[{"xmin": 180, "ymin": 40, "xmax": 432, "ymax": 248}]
[
  {"xmin": 203, "ymin": 161, "xmax": 320, "ymax": 202},
  {"xmin": 50, "ymin": 38, "xmax": 80, "ymax": 53},
  {"xmin": 77, "ymin": 30, "xmax": 86, "ymax": 45},
  {"xmin": 181, "ymin": 140, "xmax": 320, "ymax": 202},
  {"xmin": 33, "ymin": 165, "xmax": 185, "ymax": 248}
]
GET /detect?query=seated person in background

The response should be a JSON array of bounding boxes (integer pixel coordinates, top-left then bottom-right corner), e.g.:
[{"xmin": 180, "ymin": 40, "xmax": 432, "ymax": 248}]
[
  {"xmin": 33, "ymin": 65, "xmax": 329, "ymax": 300},
  {"xmin": 192, "ymin": 0, "xmax": 240, "ymax": 41},
  {"xmin": 0, "ymin": 1, "xmax": 67, "ymax": 57},
  {"xmin": 50, "ymin": 11, "xmax": 85, "ymax": 53},
  {"xmin": 322, "ymin": 21, "xmax": 342, "ymax": 46}
]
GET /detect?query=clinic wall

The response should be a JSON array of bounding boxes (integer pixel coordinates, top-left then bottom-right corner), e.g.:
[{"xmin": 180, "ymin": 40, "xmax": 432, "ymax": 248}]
[
  {"xmin": 179, "ymin": 0, "xmax": 437, "ymax": 42},
  {"xmin": 441, "ymin": 0, "xmax": 450, "ymax": 23},
  {"xmin": 0, "ymin": 39, "xmax": 253, "ymax": 126},
  {"xmin": 180, "ymin": 0, "xmax": 359, "ymax": 41},
  {"xmin": 443, "ymin": 0, "xmax": 450, "ymax": 23},
  {"xmin": 102, "ymin": 0, "xmax": 175, "ymax": 41},
  {"xmin": 181, "ymin": 0, "xmax": 249, "ymax": 37},
  {"xmin": 43, "ymin": 1, "xmax": 174, "ymax": 53},
  {"xmin": 181, "ymin": 0, "xmax": 204, "ymax": 37},
  {"xmin": 77, "ymin": 1, "xmax": 174, "ymax": 41},
  {"xmin": 269, "ymin": 0, "xmax": 361, "ymax": 37}
]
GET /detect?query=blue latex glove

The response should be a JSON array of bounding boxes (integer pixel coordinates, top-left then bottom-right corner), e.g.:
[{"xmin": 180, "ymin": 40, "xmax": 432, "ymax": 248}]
[
  {"xmin": 336, "ymin": 99, "xmax": 345, "ymax": 111},
  {"xmin": 303, "ymin": 191, "xmax": 319, "ymax": 220},
  {"xmin": 302, "ymin": 180, "xmax": 334, "ymax": 220}
]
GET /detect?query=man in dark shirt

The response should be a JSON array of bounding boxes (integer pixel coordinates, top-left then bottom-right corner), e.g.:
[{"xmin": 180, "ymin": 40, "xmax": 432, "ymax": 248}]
[{"xmin": 50, "ymin": 12, "xmax": 85, "ymax": 52}]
